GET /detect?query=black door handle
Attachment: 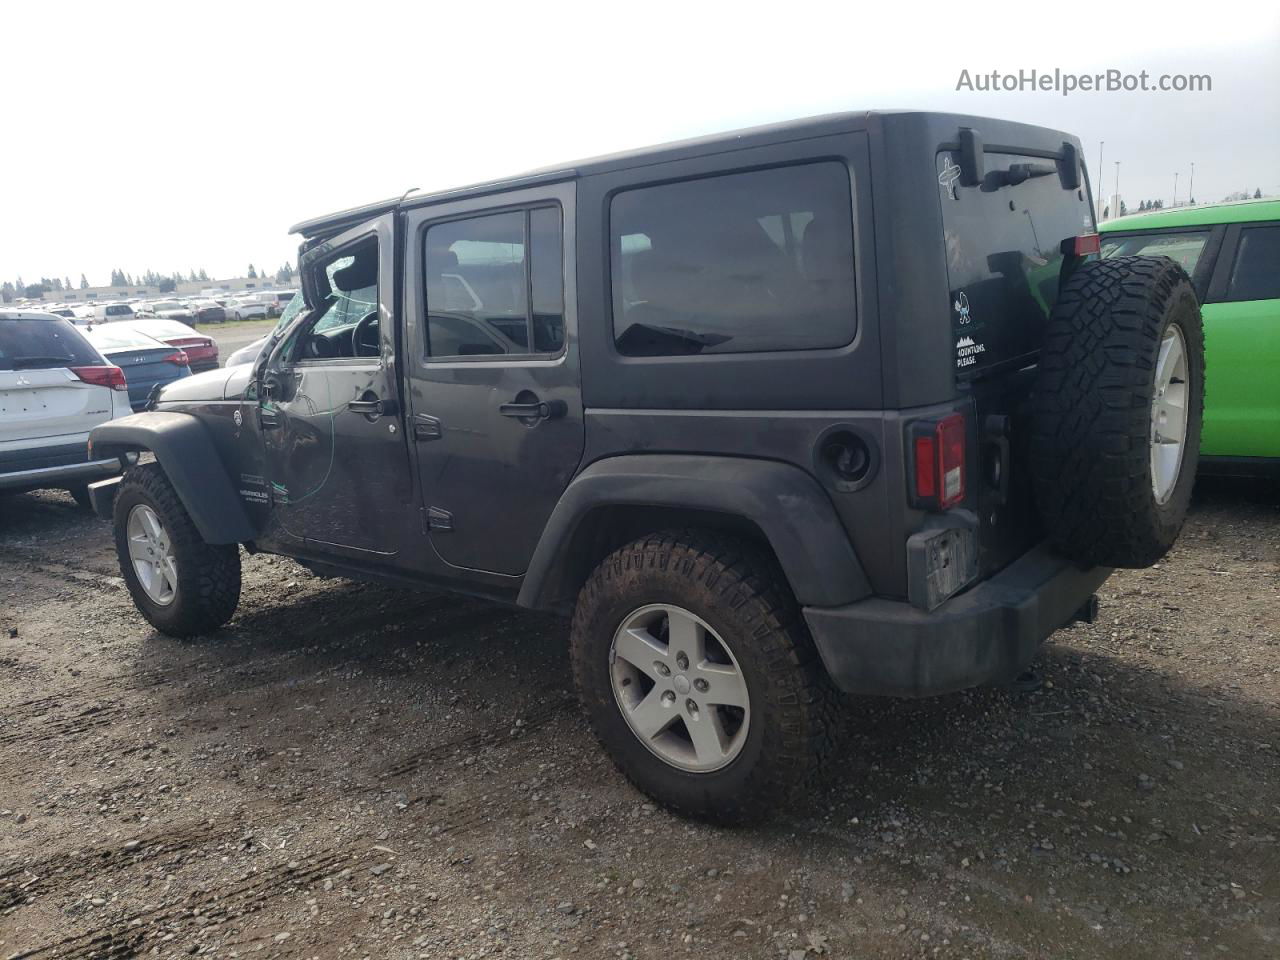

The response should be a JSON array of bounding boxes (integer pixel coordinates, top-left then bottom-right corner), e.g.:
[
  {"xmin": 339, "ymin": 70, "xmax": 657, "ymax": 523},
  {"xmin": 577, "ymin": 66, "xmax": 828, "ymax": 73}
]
[
  {"xmin": 499, "ymin": 401, "xmax": 547, "ymax": 419},
  {"xmin": 349, "ymin": 393, "xmax": 398, "ymax": 418},
  {"xmin": 498, "ymin": 398, "xmax": 567, "ymax": 421}
]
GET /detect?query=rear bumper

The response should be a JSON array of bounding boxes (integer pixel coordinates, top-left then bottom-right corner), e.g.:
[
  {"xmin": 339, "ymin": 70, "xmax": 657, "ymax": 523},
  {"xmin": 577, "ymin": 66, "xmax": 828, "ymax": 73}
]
[{"xmin": 803, "ymin": 544, "xmax": 1112, "ymax": 698}]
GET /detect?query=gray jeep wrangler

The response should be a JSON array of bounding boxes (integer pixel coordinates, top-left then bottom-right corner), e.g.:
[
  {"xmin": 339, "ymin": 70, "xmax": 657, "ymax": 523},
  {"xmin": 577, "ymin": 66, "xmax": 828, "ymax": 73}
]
[{"xmin": 89, "ymin": 111, "xmax": 1204, "ymax": 822}]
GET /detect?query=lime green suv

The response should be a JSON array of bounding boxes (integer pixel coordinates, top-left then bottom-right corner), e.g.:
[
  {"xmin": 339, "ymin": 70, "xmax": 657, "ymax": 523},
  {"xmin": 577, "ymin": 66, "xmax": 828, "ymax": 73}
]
[{"xmin": 1101, "ymin": 199, "xmax": 1280, "ymax": 474}]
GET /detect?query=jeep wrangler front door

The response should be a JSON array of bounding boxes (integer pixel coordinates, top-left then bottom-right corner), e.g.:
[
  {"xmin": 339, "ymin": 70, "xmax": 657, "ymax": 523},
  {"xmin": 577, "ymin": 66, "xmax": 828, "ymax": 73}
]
[
  {"xmin": 402, "ymin": 183, "xmax": 584, "ymax": 576},
  {"xmin": 259, "ymin": 213, "xmax": 413, "ymax": 556}
]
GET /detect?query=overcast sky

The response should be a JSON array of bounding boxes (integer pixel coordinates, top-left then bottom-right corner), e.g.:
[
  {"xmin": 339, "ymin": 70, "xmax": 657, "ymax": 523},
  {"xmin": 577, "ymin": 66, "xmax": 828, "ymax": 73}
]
[{"xmin": 3, "ymin": 1, "xmax": 1277, "ymax": 288}]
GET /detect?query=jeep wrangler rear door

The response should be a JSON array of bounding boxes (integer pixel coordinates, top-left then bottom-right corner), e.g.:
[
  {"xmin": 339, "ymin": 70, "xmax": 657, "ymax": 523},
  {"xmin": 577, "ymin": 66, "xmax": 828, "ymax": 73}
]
[
  {"xmin": 937, "ymin": 138, "xmax": 1095, "ymax": 576},
  {"xmin": 401, "ymin": 181, "xmax": 585, "ymax": 576}
]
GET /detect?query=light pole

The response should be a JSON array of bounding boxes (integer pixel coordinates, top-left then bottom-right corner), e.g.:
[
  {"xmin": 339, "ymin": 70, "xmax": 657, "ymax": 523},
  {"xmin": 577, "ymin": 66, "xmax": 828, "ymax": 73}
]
[
  {"xmin": 1097, "ymin": 140, "xmax": 1105, "ymax": 219},
  {"xmin": 1173, "ymin": 171, "xmax": 1179, "ymax": 207},
  {"xmin": 1189, "ymin": 162, "xmax": 1195, "ymax": 205},
  {"xmin": 1115, "ymin": 161, "xmax": 1121, "ymax": 216}
]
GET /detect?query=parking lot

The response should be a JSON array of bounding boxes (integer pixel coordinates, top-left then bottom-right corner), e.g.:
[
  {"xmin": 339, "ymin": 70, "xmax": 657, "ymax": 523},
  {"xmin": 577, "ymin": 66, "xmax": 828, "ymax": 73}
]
[
  {"xmin": 3, "ymin": 322, "xmax": 1280, "ymax": 959},
  {"xmin": 0, "ymin": 436, "xmax": 1275, "ymax": 960}
]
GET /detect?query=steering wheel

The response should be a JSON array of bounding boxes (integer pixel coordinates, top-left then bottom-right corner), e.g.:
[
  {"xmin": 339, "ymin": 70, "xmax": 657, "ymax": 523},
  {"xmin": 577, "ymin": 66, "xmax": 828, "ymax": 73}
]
[{"xmin": 352, "ymin": 311, "xmax": 380, "ymax": 357}]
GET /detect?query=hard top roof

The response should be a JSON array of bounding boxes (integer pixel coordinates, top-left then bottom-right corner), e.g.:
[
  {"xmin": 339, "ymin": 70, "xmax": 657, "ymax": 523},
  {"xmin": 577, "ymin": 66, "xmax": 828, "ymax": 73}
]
[
  {"xmin": 1099, "ymin": 197, "xmax": 1280, "ymax": 232},
  {"xmin": 290, "ymin": 110, "xmax": 1079, "ymax": 239}
]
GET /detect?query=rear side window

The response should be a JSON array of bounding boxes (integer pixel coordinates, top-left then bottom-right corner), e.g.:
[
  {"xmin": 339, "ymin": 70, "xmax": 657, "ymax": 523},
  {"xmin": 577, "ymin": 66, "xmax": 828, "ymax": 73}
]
[
  {"xmin": 0, "ymin": 319, "xmax": 104, "ymax": 370},
  {"xmin": 610, "ymin": 162, "xmax": 856, "ymax": 356},
  {"xmin": 1101, "ymin": 230, "xmax": 1209, "ymax": 275},
  {"xmin": 1225, "ymin": 225, "xmax": 1280, "ymax": 301},
  {"xmin": 105, "ymin": 304, "xmax": 133, "ymax": 316},
  {"xmin": 423, "ymin": 206, "xmax": 565, "ymax": 359}
]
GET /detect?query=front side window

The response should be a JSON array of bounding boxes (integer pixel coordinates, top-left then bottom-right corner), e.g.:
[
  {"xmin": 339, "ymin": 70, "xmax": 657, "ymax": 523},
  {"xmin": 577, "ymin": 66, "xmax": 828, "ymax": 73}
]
[
  {"xmin": 1225, "ymin": 225, "xmax": 1280, "ymax": 302},
  {"xmin": 292, "ymin": 238, "xmax": 380, "ymax": 360},
  {"xmin": 610, "ymin": 162, "xmax": 856, "ymax": 357},
  {"xmin": 1101, "ymin": 230, "xmax": 1210, "ymax": 275},
  {"xmin": 423, "ymin": 206, "xmax": 564, "ymax": 359}
]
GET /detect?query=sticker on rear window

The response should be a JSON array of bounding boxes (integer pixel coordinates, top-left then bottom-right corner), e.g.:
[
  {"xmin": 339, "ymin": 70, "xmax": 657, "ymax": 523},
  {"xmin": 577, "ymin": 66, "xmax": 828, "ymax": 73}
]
[
  {"xmin": 938, "ymin": 158, "xmax": 962, "ymax": 200},
  {"xmin": 956, "ymin": 335, "xmax": 987, "ymax": 369}
]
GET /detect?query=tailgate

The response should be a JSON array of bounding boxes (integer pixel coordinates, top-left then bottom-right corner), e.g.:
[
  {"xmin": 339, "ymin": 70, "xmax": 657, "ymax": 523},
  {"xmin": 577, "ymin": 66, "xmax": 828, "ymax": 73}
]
[
  {"xmin": 0, "ymin": 368, "xmax": 113, "ymax": 444},
  {"xmin": 937, "ymin": 144, "xmax": 1096, "ymax": 576}
]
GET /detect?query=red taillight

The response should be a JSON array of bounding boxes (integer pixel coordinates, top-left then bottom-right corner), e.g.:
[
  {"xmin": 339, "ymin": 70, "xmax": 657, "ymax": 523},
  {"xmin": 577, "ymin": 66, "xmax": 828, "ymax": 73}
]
[
  {"xmin": 914, "ymin": 434, "xmax": 938, "ymax": 499},
  {"xmin": 911, "ymin": 414, "xmax": 966, "ymax": 510},
  {"xmin": 164, "ymin": 351, "xmax": 190, "ymax": 366},
  {"xmin": 70, "ymin": 365, "xmax": 128, "ymax": 391}
]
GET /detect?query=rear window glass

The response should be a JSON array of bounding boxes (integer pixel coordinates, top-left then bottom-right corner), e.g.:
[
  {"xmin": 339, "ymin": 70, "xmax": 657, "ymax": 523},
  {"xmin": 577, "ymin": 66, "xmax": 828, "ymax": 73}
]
[
  {"xmin": 610, "ymin": 161, "xmax": 856, "ymax": 356},
  {"xmin": 0, "ymin": 318, "xmax": 103, "ymax": 370},
  {"xmin": 104, "ymin": 304, "xmax": 133, "ymax": 316},
  {"xmin": 1101, "ymin": 231, "xmax": 1209, "ymax": 275},
  {"xmin": 939, "ymin": 150, "xmax": 1094, "ymax": 377}
]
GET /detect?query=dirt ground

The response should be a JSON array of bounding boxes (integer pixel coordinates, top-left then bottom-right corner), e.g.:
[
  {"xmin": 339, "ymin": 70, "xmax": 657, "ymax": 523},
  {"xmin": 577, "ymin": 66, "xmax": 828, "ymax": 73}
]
[{"xmin": 1, "ymin": 479, "xmax": 1277, "ymax": 960}]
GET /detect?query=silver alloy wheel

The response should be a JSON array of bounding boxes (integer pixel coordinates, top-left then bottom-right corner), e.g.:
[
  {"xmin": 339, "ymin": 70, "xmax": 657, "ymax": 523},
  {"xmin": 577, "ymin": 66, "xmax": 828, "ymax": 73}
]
[
  {"xmin": 609, "ymin": 603, "xmax": 750, "ymax": 773},
  {"xmin": 126, "ymin": 504, "xmax": 177, "ymax": 606},
  {"xmin": 1150, "ymin": 323, "xmax": 1190, "ymax": 504}
]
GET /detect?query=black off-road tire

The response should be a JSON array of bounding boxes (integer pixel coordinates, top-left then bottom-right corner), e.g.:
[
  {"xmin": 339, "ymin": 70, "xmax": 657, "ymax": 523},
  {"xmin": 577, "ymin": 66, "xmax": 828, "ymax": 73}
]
[
  {"xmin": 112, "ymin": 463, "xmax": 241, "ymax": 637},
  {"xmin": 1031, "ymin": 255, "xmax": 1204, "ymax": 568},
  {"xmin": 569, "ymin": 530, "xmax": 839, "ymax": 824}
]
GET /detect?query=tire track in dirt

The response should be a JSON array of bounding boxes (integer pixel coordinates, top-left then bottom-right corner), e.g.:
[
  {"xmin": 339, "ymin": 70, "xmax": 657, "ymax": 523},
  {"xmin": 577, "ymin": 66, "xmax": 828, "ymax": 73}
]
[
  {"xmin": 0, "ymin": 700, "xmax": 128, "ymax": 748},
  {"xmin": 9, "ymin": 849, "xmax": 359, "ymax": 959},
  {"xmin": 0, "ymin": 820, "xmax": 228, "ymax": 911},
  {"xmin": 378, "ymin": 696, "xmax": 575, "ymax": 780},
  {"xmin": 3, "ymin": 545, "xmax": 124, "ymax": 595},
  {"xmin": 1, "ymin": 701, "xmax": 572, "ymax": 922}
]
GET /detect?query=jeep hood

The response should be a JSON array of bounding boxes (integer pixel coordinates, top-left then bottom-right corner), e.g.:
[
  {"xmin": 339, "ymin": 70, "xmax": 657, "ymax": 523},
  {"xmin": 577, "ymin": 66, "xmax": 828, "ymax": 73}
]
[{"xmin": 153, "ymin": 364, "xmax": 253, "ymax": 403}]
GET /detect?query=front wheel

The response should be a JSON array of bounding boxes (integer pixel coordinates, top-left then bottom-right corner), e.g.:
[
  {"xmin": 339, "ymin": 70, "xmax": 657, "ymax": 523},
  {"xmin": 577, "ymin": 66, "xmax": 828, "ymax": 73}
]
[
  {"xmin": 569, "ymin": 530, "xmax": 838, "ymax": 824},
  {"xmin": 113, "ymin": 463, "xmax": 241, "ymax": 637}
]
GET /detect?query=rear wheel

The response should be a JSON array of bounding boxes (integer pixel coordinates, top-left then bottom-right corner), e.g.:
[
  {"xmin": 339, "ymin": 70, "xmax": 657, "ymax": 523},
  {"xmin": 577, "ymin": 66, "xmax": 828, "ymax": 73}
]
[
  {"xmin": 569, "ymin": 530, "xmax": 838, "ymax": 824},
  {"xmin": 113, "ymin": 463, "xmax": 241, "ymax": 636}
]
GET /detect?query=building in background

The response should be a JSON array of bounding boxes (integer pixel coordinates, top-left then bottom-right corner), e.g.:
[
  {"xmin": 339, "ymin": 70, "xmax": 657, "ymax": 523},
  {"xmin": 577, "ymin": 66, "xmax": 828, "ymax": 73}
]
[{"xmin": 25, "ymin": 276, "xmax": 287, "ymax": 303}]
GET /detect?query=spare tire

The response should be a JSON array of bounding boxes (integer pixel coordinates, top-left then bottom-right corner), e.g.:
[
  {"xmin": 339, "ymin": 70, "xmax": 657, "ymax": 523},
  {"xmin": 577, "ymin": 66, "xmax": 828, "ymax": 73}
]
[{"xmin": 1031, "ymin": 255, "xmax": 1204, "ymax": 568}]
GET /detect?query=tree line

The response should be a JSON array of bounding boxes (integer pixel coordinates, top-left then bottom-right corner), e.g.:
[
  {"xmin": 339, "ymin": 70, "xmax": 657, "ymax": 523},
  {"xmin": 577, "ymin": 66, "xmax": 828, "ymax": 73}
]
[{"xmin": 1, "ymin": 263, "xmax": 296, "ymax": 302}]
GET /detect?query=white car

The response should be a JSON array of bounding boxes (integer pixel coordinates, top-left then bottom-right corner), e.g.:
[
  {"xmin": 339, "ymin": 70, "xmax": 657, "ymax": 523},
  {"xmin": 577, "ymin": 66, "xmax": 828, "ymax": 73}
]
[
  {"xmin": 136, "ymin": 299, "xmax": 199, "ymax": 324},
  {"xmin": 0, "ymin": 311, "xmax": 133, "ymax": 506},
  {"xmin": 92, "ymin": 302, "xmax": 137, "ymax": 323},
  {"xmin": 224, "ymin": 295, "xmax": 270, "ymax": 321}
]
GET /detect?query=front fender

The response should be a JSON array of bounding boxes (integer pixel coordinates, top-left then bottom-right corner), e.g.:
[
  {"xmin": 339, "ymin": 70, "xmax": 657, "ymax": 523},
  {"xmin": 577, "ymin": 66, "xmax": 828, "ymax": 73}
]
[
  {"xmin": 89, "ymin": 412, "xmax": 255, "ymax": 545},
  {"xmin": 517, "ymin": 455, "xmax": 871, "ymax": 611}
]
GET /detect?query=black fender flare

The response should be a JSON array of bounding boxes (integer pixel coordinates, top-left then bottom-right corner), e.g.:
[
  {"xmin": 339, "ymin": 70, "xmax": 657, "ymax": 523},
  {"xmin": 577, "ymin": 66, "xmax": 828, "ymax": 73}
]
[
  {"xmin": 89, "ymin": 412, "xmax": 254, "ymax": 545},
  {"xmin": 517, "ymin": 454, "xmax": 871, "ymax": 611}
]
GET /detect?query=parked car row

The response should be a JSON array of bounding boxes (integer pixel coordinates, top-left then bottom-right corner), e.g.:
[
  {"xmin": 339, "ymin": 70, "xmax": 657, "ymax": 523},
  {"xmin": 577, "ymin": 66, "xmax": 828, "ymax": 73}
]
[{"xmin": 22, "ymin": 288, "xmax": 298, "ymax": 329}]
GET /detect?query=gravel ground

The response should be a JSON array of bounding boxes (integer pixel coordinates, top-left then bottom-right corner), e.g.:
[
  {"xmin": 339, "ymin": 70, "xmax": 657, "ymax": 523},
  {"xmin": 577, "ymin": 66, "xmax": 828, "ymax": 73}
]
[{"xmin": 1, "ymin": 479, "xmax": 1277, "ymax": 959}]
